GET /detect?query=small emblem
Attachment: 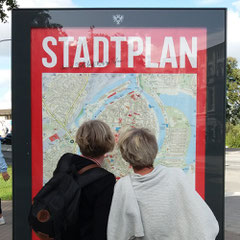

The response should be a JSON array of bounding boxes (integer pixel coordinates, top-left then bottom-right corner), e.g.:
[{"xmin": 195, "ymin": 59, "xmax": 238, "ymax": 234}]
[
  {"xmin": 113, "ymin": 15, "xmax": 124, "ymax": 25},
  {"xmin": 37, "ymin": 209, "xmax": 51, "ymax": 223}
]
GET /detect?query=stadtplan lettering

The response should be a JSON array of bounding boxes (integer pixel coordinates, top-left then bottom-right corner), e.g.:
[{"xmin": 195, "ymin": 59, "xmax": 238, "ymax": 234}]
[{"xmin": 42, "ymin": 36, "xmax": 197, "ymax": 69}]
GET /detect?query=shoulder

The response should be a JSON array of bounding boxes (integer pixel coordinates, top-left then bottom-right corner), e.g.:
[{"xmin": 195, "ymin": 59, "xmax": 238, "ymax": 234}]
[
  {"xmin": 88, "ymin": 168, "xmax": 116, "ymax": 189},
  {"xmin": 166, "ymin": 167, "xmax": 193, "ymax": 192},
  {"xmin": 53, "ymin": 153, "xmax": 75, "ymax": 175},
  {"xmin": 170, "ymin": 167, "xmax": 187, "ymax": 180},
  {"xmin": 114, "ymin": 175, "xmax": 131, "ymax": 192},
  {"xmin": 57, "ymin": 153, "xmax": 75, "ymax": 166},
  {"xmin": 155, "ymin": 166, "xmax": 187, "ymax": 186},
  {"xmin": 162, "ymin": 166, "xmax": 185, "ymax": 178},
  {"xmin": 117, "ymin": 175, "xmax": 130, "ymax": 184},
  {"xmin": 59, "ymin": 153, "xmax": 74, "ymax": 161},
  {"xmin": 99, "ymin": 169, "xmax": 116, "ymax": 183},
  {"xmin": 82, "ymin": 169, "xmax": 116, "ymax": 199}
]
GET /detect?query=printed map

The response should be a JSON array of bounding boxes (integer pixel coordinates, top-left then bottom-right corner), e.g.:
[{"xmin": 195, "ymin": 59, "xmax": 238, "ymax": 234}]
[{"xmin": 42, "ymin": 73, "xmax": 197, "ymax": 184}]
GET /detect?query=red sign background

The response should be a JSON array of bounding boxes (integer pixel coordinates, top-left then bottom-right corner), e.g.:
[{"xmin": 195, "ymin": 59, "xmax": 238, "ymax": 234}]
[{"xmin": 31, "ymin": 28, "xmax": 207, "ymax": 238}]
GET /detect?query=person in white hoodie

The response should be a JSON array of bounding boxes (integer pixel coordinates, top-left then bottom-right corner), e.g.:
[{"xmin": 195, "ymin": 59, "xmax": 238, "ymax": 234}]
[{"xmin": 107, "ymin": 127, "xmax": 219, "ymax": 240}]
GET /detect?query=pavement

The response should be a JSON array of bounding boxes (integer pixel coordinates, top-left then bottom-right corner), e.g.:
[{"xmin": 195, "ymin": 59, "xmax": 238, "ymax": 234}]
[
  {"xmin": 225, "ymin": 148, "xmax": 240, "ymax": 240},
  {"xmin": 0, "ymin": 201, "xmax": 12, "ymax": 240},
  {"xmin": 0, "ymin": 147, "xmax": 239, "ymax": 240},
  {"xmin": 225, "ymin": 196, "xmax": 240, "ymax": 240}
]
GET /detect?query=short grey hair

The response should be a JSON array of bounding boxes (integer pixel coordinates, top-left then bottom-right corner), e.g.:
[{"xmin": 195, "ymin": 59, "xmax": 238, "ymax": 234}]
[
  {"xmin": 76, "ymin": 120, "xmax": 115, "ymax": 158},
  {"xmin": 118, "ymin": 128, "xmax": 158, "ymax": 170}
]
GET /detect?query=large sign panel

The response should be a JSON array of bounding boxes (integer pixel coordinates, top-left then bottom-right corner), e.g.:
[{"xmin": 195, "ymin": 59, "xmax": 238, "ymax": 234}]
[
  {"xmin": 31, "ymin": 28, "xmax": 206, "ymax": 198},
  {"xmin": 12, "ymin": 9, "xmax": 226, "ymax": 240}
]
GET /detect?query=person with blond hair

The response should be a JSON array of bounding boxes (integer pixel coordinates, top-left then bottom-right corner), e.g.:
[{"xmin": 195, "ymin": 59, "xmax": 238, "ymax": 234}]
[
  {"xmin": 59, "ymin": 119, "xmax": 116, "ymax": 240},
  {"xmin": 107, "ymin": 127, "xmax": 219, "ymax": 240}
]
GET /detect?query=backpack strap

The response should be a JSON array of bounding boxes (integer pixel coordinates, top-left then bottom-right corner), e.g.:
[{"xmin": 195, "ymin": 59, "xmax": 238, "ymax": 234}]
[{"xmin": 77, "ymin": 164, "xmax": 99, "ymax": 175}]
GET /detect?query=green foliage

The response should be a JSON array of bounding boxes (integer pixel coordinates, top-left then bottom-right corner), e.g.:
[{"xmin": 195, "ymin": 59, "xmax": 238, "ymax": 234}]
[
  {"xmin": 0, "ymin": 0, "xmax": 18, "ymax": 23},
  {"xmin": 0, "ymin": 166, "xmax": 12, "ymax": 200},
  {"xmin": 226, "ymin": 57, "xmax": 240, "ymax": 125},
  {"xmin": 226, "ymin": 123, "xmax": 240, "ymax": 148}
]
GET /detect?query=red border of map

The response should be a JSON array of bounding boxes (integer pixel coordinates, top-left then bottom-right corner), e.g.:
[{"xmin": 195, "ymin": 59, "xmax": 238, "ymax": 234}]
[{"xmin": 31, "ymin": 28, "xmax": 207, "ymax": 214}]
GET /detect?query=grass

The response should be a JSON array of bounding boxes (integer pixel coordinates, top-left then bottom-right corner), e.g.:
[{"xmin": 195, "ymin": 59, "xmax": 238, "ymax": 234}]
[
  {"xmin": 226, "ymin": 123, "xmax": 240, "ymax": 148},
  {"xmin": 0, "ymin": 165, "xmax": 12, "ymax": 200}
]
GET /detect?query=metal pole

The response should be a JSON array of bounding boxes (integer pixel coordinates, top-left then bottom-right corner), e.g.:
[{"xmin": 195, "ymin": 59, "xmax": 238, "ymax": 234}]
[{"xmin": 0, "ymin": 38, "xmax": 11, "ymax": 43}]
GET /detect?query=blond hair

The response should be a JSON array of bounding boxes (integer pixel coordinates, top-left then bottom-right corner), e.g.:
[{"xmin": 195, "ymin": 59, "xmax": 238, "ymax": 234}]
[
  {"xmin": 76, "ymin": 120, "xmax": 115, "ymax": 158},
  {"xmin": 118, "ymin": 128, "xmax": 158, "ymax": 170}
]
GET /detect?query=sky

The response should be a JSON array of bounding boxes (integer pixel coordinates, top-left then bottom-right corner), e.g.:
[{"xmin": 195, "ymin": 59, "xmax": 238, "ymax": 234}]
[{"xmin": 0, "ymin": 0, "xmax": 239, "ymax": 109}]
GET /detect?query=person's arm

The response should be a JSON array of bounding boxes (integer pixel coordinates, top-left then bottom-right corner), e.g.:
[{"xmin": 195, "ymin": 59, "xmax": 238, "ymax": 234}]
[
  {"xmin": 175, "ymin": 168, "xmax": 219, "ymax": 240},
  {"xmin": 2, "ymin": 172, "xmax": 10, "ymax": 181},
  {"xmin": 93, "ymin": 174, "xmax": 116, "ymax": 240}
]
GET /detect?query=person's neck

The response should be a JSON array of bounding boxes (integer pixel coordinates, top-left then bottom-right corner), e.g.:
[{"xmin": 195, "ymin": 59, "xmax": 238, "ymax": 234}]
[
  {"xmin": 94, "ymin": 155, "xmax": 105, "ymax": 165},
  {"xmin": 133, "ymin": 167, "xmax": 154, "ymax": 175},
  {"xmin": 82, "ymin": 155, "xmax": 105, "ymax": 166}
]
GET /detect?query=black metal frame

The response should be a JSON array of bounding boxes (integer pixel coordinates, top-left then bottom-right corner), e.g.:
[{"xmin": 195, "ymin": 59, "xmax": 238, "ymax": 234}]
[{"xmin": 12, "ymin": 8, "xmax": 226, "ymax": 240}]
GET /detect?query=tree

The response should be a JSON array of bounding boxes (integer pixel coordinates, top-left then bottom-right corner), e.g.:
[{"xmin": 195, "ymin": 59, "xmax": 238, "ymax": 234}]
[
  {"xmin": 0, "ymin": 0, "xmax": 18, "ymax": 23},
  {"xmin": 226, "ymin": 57, "xmax": 240, "ymax": 124}
]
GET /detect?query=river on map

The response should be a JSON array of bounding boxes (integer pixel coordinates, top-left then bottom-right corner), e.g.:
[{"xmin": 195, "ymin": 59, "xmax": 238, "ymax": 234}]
[
  {"xmin": 159, "ymin": 93, "xmax": 196, "ymax": 166},
  {"xmin": 72, "ymin": 74, "xmax": 196, "ymax": 168},
  {"xmin": 74, "ymin": 73, "xmax": 166, "ymax": 150}
]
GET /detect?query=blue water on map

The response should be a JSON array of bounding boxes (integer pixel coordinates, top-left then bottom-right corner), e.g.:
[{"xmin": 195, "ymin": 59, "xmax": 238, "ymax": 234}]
[
  {"xmin": 74, "ymin": 75, "xmax": 130, "ymax": 126},
  {"xmin": 89, "ymin": 74, "xmax": 166, "ymax": 149},
  {"xmin": 141, "ymin": 92, "xmax": 166, "ymax": 148},
  {"xmin": 73, "ymin": 74, "xmax": 195, "ymax": 167},
  {"xmin": 159, "ymin": 93, "xmax": 196, "ymax": 165},
  {"xmin": 92, "ymin": 74, "xmax": 136, "ymax": 119},
  {"xmin": 89, "ymin": 76, "xmax": 130, "ymax": 104},
  {"xmin": 74, "ymin": 108, "xmax": 85, "ymax": 125}
]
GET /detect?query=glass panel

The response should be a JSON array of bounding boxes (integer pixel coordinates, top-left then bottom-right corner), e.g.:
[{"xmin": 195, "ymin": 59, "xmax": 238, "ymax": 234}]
[{"xmin": 13, "ymin": 9, "xmax": 226, "ymax": 240}]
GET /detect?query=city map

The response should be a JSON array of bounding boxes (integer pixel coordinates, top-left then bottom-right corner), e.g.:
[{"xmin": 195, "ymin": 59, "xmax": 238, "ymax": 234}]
[{"xmin": 42, "ymin": 73, "xmax": 197, "ymax": 185}]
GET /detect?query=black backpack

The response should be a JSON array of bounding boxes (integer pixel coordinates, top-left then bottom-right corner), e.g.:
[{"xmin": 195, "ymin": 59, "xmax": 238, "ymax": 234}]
[{"xmin": 28, "ymin": 153, "xmax": 109, "ymax": 240}]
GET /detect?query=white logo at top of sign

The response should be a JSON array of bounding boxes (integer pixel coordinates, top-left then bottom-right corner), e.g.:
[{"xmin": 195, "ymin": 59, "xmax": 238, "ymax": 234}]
[{"xmin": 113, "ymin": 15, "xmax": 124, "ymax": 25}]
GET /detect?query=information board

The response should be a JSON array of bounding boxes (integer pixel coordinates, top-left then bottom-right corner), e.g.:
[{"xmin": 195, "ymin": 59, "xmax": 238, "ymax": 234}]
[{"xmin": 12, "ymin": 9, "xmax": 226, "ymax": 240}]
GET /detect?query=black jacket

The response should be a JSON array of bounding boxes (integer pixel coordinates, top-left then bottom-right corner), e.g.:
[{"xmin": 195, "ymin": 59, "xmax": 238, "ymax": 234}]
[{"xmin": 62, "ymin": 154, "xmax": 116, "ymax": 240}]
